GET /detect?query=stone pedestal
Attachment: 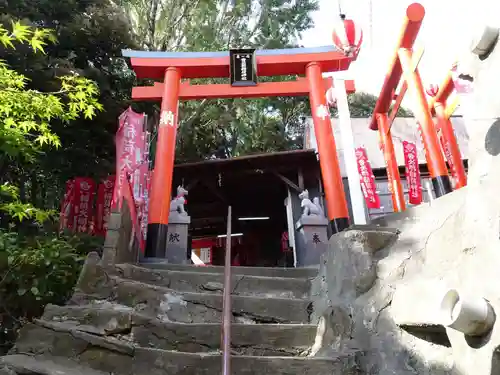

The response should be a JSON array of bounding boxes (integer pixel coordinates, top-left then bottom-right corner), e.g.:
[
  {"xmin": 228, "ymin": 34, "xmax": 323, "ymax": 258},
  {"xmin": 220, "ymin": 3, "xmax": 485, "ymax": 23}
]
[
  {"xmin": 165, "ymin": 213, "xmax": 190, "ymax": 264},
  {"xmin": 294, "ymin": 215, "xmax": 328, "ymax": 267},
  {"xmin": 141, "ymin": 213, "xmax": 190, "ymax": 264}
]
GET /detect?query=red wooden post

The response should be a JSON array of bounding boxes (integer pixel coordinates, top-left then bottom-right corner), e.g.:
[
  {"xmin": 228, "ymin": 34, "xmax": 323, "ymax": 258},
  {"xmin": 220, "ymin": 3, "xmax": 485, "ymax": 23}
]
[
  {"xmin": 434, "ymin": 102, "xmax": 467, "ymax": 188},
  {"xmin": 398, "ymin": 48, "xmax": 452, "ymax": 197},
  {"xmin": 306, "ymin": 62, "xmax": 350, "ymax": 233},
  {"xmin": 146, "ymin": 67, "xmax": 181, "ymax": 257},
  {"xmin": 376, "ymin": 113, "xmax": 406, "ymax": 212}
]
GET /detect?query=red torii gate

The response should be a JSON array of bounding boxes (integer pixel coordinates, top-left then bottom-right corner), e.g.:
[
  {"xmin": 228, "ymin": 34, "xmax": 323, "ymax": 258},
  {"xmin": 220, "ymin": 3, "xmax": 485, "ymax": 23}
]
[
  {"xmin": 369, "ymin": 2, "xmax": 464, "ymax": 212},
  {"xmin": 124, "ymin": 47, "xmax": 356, "ymax": 258},
  {"xmin": 428, "ymin": 67, "xmax": 467, "ymax": 189}
]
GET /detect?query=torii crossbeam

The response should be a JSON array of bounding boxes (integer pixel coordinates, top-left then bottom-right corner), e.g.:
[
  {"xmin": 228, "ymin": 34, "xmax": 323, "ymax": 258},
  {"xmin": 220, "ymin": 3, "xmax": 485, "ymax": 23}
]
[{"xmin": 124, "ymin": 46, "xmax": 356, "ymax": 258}]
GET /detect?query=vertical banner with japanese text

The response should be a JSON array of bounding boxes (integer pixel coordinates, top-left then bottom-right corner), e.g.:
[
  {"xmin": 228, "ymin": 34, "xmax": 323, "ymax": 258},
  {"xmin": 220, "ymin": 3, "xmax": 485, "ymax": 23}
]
[
  {"xmin": 95, "ymin": 175, "xmax": 115, "ymax": 236},
  {"xmin": 402, "ymin": 141, "xmax": 423, "ymax": 205},
  {"xmin": 137, "ymin": 124, "xmax": 151, "ymax": 253},
  {"xmin": 73, "ymin": 177, "xmax": 96, "ymax": 233},
  {"xmin": 355, "ymin": 147, "xmax": 381, "ymax": 209},
  {"xmin": 437, "ymin": 129, "xmax": 457, "ymax": 183},
  {"xmin": 113, "ymin": 107, "xmax": 146, "ymax": 209}
]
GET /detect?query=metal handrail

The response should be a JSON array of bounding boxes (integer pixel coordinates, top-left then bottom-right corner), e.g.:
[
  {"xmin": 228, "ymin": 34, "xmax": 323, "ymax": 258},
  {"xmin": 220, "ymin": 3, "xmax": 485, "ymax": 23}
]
[{"xmin": 221, "ymin": 205, "xmax": 232, "ymax": 375}]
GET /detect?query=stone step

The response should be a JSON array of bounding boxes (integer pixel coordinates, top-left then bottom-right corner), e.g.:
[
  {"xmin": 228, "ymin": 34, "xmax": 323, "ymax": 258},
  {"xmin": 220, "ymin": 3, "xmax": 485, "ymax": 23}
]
[
  {"xmin": 0, "ymin": 354, "xmax": 108, "ymax": 375},
  {"xmin": 113, "ymin": 263, "xmax": 311, "ymax": 299},
  {"xmin": 75, "ymin": 275, "xmax": 312, "ymax": 324},
  {"xmin": 140, "ymin": 262, "xmax": 319, "ymax": 279},
  {"xmin": 12, "ymin": 323, "xmax": 359, "ymax": 375},
  {"xmin": 41, "ymin": 304, "xmax": 318, "ymax": 356}
]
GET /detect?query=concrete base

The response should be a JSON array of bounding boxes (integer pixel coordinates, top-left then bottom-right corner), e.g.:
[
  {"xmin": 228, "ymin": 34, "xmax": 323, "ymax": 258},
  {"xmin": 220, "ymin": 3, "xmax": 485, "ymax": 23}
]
[{"xmin": 295, "ymin": 216, "xmax": 328, "ymax": 267}]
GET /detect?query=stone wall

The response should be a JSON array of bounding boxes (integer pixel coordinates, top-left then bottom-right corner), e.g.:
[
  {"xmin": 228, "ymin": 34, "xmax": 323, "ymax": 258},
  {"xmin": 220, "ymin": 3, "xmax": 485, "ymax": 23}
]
[
  {"xmin": 310, "ymin": 186, "xmax": 497, "ymax": 374},
  {"xmin": 101, "ymin": 200, "xmax": 140, "ymax": 266}
]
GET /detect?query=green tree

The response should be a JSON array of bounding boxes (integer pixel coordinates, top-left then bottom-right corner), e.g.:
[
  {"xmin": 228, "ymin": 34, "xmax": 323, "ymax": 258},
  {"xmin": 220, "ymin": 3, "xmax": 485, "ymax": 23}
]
[
  {"xmin": 1, "ymin": 0, "xmax": 136, "ymax": 211},
  {"xmin": 0, "ymin": 22, "xmax": 102, "ymax": 223},
  {"xmin": 330, "ymin": 92, "xmax": 413, "ymax": 118},
  {"xmin": 117, "ymin": 0, "xmax": 318, "ymax": 162}
]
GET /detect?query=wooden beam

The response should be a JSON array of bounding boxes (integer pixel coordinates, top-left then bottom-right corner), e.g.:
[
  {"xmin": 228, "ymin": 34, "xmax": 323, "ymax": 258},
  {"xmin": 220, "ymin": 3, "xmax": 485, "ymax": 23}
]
[
  {"xmin": 428, "ymin": 71, "xmax": 455, "ymax": 112},
  {"xmin": 132, "ymin": 78, "xmax": 356, "ymax": 101},
  {"xmin": 127, "ymin": 50, "xmax": 351, "ymax": 80},
  {"xmin": 298, "ymin": 169, "xmax": 305, "ymax": 190},
  {"xmin": 388, "ymin": 46, "xmax": 424, "ymax": 129},
  {"xmin": 444, "ymin": 95, "xmax": 460, "ymax": 118},
  {"xmin": 273, "ymin": 172, "xmax": 301, "ymax": 193},
  {"xmin": 200, "ymin": 180, "xmax": 228, "ymax": 205},
  {"xmin": 369, "ymin": 3, "xmax": 425, "ymax": 130}
]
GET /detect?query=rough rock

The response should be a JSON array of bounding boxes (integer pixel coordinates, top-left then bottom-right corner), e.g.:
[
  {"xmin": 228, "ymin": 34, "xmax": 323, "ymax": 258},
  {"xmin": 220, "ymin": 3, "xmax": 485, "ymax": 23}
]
[
  {"xmin": 3, "ymin": 247, "xmax": 337, "ymax": 375},
  {"xmin": 0, "ymin": 354, "xmax": 109, "ymax": 375},
  {"xmin": 142, "ymin": 263, "xmax": 318, "ymax": 278},
  {"xmin": 112, "ymin": 263, "xmax": 311, "ymax": 299},
  {"xmin": 40, "ymin": 304, "xmax": 317, "ymax": 356},
  {"xmin": 73, "ymin": 260, "xmax": 312, "ymax": 324},
  {"xmin": 311, "ymin": 224, "xmax": 456, "ymax": 374},
  {"xmin": 10, "ymin": 322, "xmax": 360, "ymax": 374}
]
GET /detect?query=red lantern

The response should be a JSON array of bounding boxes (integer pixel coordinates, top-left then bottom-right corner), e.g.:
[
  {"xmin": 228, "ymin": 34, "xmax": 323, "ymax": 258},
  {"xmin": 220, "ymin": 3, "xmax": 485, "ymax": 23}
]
[
  {"xmin": 332, "ymin": 14, "xmax": 363, "ymax": 57},
  {"xmin": 326, "ymin": 87, "xmax": 337, "ymax": 107},
  {"xmin": 426, "ymin": 83, "xmax": 439, "ymax": 97}
]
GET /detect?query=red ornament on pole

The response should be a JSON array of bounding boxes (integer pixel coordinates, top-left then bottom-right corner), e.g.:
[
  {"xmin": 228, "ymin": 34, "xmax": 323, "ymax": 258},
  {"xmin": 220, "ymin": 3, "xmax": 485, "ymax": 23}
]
[
  {"xmin": 426, "ymin": 83, "xmax": 439, "ymax": 97},
  {"xmin": 332, "ymin": 14, "xmax": 363, "ymax": 57}
]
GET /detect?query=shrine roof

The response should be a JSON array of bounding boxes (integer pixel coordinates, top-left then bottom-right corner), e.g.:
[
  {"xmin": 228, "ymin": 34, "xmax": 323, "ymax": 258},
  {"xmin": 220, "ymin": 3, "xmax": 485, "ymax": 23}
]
[
  {"xmin": 173, "ymin": 149, "xmax": 318, "ymax": 178},
  {"xmin": 122, "ymin": 46, "xmax": 351, "ymax": 79}
]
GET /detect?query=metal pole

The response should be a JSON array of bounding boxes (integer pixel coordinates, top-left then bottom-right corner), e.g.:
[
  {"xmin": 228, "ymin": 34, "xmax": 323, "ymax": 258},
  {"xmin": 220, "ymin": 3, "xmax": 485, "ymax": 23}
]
[{"xmin": 222, "ymin": 205, "xmax": 232, "ymax": 375}]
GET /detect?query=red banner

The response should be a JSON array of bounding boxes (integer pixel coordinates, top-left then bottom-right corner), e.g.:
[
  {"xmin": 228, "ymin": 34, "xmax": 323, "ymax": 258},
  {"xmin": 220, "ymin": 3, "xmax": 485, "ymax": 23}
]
[
  {"xmin": 355, "ymin": 147, "xmax": 381, "ymax": 209},
  {"xmin": 94, "ymin": 176, "xmax": 115, "ymax": 236},
  {"xmin": 437, "ymin": 129, "xmax": 458, "ymax": 184},
  {"xmin": 138, "ymin": 173, "xmax": 150, "ymax": 252},
  {"xmin": 113, "ymin": 107, "xmax": 146, "ymax": 209},
  {"xmin": 123, "ymin": 174, "xmax": 142, "ymax": 246},
  {"xmin": 73, "ymin": 177, "xmax": 96, "ymax": 233},
  {"xmin": 403, "ymin": 141, "xmax": 422, "ymax": 205},
  {"xmin": 60, "ymin": 179, "xmax": 75, "ymax": 231}
]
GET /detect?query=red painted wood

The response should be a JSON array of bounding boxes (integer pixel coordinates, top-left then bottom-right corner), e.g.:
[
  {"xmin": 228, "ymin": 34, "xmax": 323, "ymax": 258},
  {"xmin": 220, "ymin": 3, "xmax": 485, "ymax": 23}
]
[
  {"xmin": 130, "ymin": 51, "xmax": 351, "ymax": 80},
  {"xmin": 369, "ymin": 3, "xmax": 425, "ymax": 130},
  {"xmin": 132, "ymin": 78, "xmax": 356, "ymax": 101},
  {"xmin": 428, "ymin": 72, "xmax": 455, "ymax": 115}
]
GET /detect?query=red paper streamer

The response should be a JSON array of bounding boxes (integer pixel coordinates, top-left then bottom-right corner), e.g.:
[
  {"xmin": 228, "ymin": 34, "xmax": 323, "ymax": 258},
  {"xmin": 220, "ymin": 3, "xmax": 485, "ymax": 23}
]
[
  {"xmin": 355, "ymin": 147, "xmax": 381, "ymax": 209},
  {"xmin": 402, "ymin": 141, "xmax": 422, "ymax": 205}
]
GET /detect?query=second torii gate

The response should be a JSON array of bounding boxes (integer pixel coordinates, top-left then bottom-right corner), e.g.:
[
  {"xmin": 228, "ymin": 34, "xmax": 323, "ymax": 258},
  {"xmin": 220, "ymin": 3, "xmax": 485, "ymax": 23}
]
[
  {"xmin": 369, "ymin": 2, "xmax": 456, "ymax": 212},
  {"xmin": 123, "ymin": 46, "xmax": 356, "ymax": 258}
]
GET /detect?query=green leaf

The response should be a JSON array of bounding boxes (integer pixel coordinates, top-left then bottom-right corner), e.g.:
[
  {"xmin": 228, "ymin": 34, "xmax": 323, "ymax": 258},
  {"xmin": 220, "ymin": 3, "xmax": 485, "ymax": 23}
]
[
  {"xmin": 0, "ymin": 33, "xmax": 14, "ymax": 48},
  {"xmin": 11, "ymin": 21, "xmax": 32, "ymax": 42},
  {"xmin": 30, "ymin": 38, "xmax": 46, "ymax": 54},
  {"xmin": 17, "ymin": 288, "xmax": 27, "ymax": 296},
  {"xmin": 30, "ymin": 287, "xmax": 40, "ymax": 296}
]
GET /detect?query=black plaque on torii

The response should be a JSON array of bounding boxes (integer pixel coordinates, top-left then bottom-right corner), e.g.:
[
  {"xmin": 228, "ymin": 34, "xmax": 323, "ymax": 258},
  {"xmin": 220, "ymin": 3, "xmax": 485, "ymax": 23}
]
[{"xmin": 229, "ymin": 49, "xmax": 257, "ymax": 87}]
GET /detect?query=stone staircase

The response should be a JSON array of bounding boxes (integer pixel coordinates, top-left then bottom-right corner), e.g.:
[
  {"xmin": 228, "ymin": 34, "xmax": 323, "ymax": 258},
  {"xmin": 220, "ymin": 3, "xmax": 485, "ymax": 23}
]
[{"xmin": 0, "ymin": 253, "xmax": 360, "ymax": 374}]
